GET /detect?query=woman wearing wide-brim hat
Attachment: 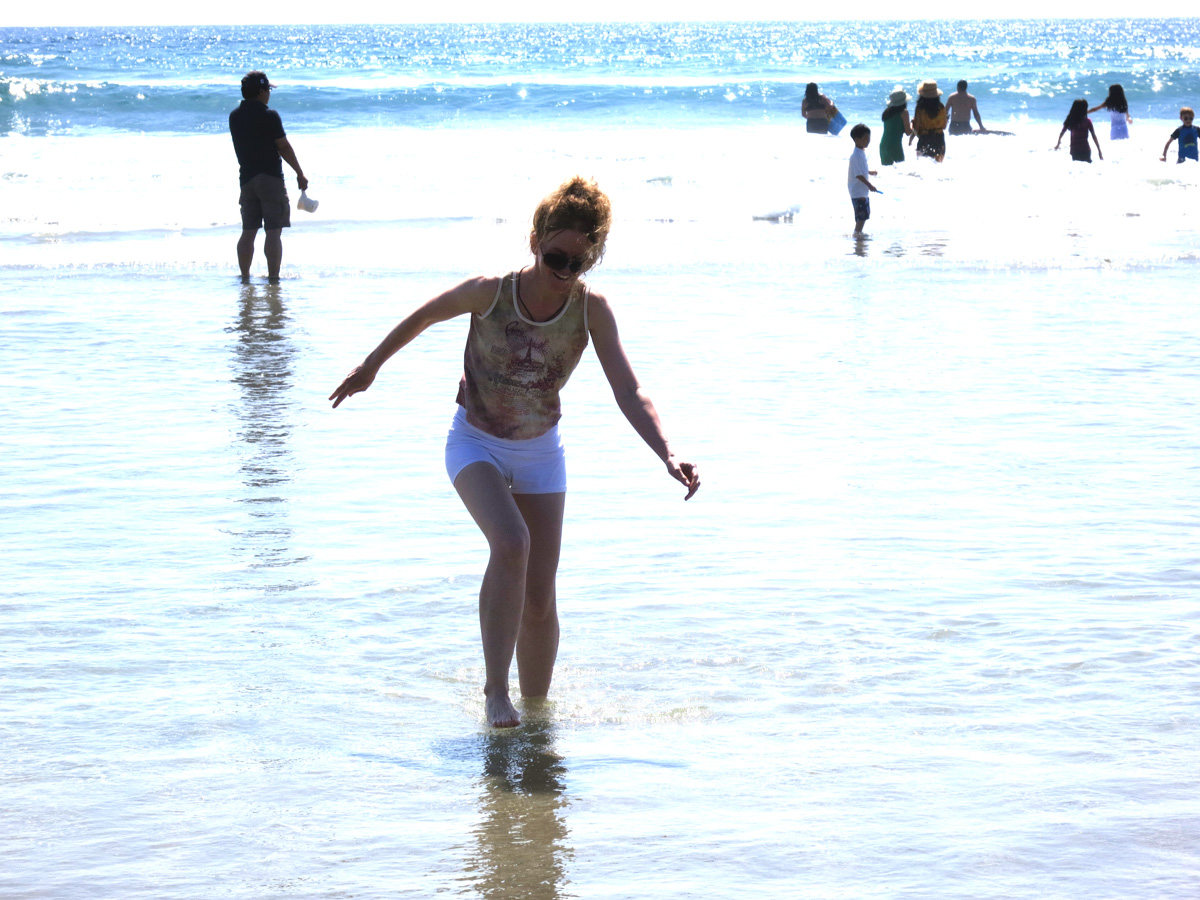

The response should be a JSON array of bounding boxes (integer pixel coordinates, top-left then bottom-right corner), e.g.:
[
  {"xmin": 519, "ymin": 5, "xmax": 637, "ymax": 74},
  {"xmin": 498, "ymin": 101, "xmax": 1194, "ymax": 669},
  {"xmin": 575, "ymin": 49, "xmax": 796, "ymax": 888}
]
[
  {"xmin": 909, "ymin": 79, "xmax": 948, "ymax": 161},
  {"xmin": 880, "ymin": 87, "xmax": 913, "ymax": 165}
]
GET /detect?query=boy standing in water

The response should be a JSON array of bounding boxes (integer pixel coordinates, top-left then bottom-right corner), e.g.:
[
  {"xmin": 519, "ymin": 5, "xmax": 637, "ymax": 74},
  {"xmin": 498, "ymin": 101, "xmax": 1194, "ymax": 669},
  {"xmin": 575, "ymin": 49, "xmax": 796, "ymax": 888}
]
[
  {"xmin": 1161, "ymin": 108, "xmax": 1200, "ymax": 162},
  {"xmin": 848, "ymin": 124, "xmax": 880, "ymax": 234}
]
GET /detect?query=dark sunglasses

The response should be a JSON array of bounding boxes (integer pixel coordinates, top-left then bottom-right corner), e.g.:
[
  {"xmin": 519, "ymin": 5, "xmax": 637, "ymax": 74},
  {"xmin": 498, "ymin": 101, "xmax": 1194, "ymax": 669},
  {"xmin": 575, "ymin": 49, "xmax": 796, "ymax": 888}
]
[{"xmin": 541, "ymin": 248, "xmax": 587, "ymax": 274}]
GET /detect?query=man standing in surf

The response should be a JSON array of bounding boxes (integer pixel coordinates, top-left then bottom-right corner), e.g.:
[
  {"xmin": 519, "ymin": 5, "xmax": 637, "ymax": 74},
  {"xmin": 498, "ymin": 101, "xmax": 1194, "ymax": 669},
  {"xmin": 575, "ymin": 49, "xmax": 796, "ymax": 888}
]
[{"xmin": 229, "ymin": 71, "xmax": 309, "ymax": 283}]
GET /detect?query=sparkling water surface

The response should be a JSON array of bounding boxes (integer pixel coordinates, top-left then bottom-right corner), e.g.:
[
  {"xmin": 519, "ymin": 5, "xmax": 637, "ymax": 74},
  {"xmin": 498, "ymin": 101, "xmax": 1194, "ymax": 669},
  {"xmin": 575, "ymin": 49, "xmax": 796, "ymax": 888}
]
[
  {"xmin": 4, "ymin": 254, "xmax": 1197, "ymax": 898},
  {"xmin": 2, "ymin": 18, "xmax": 1199, "ymax": 900},
  {"xmin": 6, "ymin": 19, "xmax": 1200, "ymax": 134}
]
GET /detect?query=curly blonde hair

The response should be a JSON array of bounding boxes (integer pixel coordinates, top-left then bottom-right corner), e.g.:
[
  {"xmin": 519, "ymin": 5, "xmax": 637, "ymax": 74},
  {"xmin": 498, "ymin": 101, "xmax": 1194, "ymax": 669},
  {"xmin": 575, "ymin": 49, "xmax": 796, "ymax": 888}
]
[{"xmin": 531, "ymin": 176, "xmax": 612, "ymax": 266}]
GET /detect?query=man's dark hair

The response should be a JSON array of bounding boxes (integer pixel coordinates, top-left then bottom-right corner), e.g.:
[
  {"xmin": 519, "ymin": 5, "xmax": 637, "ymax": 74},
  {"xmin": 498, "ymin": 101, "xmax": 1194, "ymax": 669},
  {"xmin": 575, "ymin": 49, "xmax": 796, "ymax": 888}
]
[
  {"xmin": 241, "ymin": 71, "xmax": 272, "ymax": 100},
  {"xmin": 957, "ymin": 80, "xmax": 968, "ymax": 91}
]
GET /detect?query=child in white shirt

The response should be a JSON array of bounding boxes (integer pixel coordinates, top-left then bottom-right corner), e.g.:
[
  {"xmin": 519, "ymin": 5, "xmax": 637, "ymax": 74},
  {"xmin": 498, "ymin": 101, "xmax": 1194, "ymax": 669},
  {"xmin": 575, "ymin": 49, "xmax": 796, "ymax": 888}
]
[{"xmin": 848, "ymin": 123, "xmax": 880, "ymax": 234}]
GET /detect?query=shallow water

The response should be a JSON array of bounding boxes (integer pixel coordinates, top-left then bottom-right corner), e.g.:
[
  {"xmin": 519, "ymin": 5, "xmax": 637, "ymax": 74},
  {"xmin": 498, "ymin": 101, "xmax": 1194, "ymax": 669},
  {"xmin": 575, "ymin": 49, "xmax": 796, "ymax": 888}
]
[{"xmin": 3, "ymin": 252, "xmax": 1198, "ymax": 898}]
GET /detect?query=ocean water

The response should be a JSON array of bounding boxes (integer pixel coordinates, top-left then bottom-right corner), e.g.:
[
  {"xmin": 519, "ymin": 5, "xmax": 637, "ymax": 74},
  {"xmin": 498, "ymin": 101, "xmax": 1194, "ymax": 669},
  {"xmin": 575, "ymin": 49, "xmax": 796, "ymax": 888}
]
[{"xmin": 2, "ymin": 20, "xmax": 1199, "ymax": 900}]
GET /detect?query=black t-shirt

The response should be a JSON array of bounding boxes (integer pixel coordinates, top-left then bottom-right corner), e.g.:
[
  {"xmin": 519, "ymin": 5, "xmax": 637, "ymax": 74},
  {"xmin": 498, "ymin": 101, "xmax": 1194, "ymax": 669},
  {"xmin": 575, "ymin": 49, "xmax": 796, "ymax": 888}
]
[{"xmin": 229, "ymin": 100, "xmax": 286, "ymax": 185}]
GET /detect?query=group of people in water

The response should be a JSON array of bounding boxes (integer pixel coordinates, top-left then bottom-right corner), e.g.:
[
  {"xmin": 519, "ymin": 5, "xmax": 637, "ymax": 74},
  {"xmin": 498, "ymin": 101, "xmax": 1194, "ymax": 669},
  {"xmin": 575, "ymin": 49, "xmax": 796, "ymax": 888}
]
[
  {"xmin": 808, "ymin": 78, "xmax": 1200, "ymax": 167},
  {"xmin": 1050, "ymin": 85, "xmax": 1199, "ymax": 165},
  {"xmin": 818, "ymin": 78, "xmax": 1200, "ymax": 233},
  {"xmin": 803, "ymin": 78, "xmax": 985, "ymax": 164},
  {"xmin": 1053, "ymin": 83, "xmax": 1200, "ymax": 165},
  {"xmin": 1054, "ymin": 85, "xmax": 1133, "ymax": 163}
]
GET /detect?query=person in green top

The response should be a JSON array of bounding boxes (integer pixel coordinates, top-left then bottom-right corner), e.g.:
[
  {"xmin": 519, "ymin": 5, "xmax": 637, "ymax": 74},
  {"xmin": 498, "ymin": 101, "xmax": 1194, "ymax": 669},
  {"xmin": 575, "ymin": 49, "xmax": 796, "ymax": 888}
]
[{"xmin": 880, "ymin": 87, "xmax": 913, "ymax": 166}]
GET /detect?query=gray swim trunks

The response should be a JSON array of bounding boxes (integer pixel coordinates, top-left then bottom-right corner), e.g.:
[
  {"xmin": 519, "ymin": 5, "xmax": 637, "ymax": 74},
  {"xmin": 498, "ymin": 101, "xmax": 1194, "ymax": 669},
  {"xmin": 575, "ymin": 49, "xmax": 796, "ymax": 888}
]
[{"xmin": 239, "ymin": 173, "xmax": 291, "ymax": 230}]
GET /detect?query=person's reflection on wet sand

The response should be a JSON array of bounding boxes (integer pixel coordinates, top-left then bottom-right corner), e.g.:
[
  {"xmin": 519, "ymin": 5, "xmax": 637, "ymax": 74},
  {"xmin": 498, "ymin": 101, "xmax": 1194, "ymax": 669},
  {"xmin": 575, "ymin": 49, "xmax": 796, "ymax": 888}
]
[
  {"xmin": 228, "ymin": 284, "xmax": 307, "ymax": 582},
  {"xmin": 464, "ymin": 705, "xmax": 571, "ymax": 899}
]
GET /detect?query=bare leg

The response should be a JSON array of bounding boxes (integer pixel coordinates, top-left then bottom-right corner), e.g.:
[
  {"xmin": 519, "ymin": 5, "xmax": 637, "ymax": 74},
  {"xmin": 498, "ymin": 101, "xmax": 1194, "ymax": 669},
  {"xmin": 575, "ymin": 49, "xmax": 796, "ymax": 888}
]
[
  {"xmin": 264, "ymin": 228, "xmax": 283, "ymax": 283},
  {"xmin": 237, "ymin": 227, "xmax": 259, "ymax": 283},
  {"xmin": 512, "ymin": 492, "xmax": 565, "ymax": 697},
  {"xmin": 454, "ymin": 462, "xmax": 530, "ymax": 728}
]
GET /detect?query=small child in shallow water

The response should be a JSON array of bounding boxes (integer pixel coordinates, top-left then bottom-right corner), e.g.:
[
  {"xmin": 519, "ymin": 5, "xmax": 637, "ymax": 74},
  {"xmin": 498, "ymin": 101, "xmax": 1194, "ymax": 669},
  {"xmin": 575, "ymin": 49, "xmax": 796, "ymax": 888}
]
[
  {"xmin": 1055, "ymin": 99, "xmax": 1103, "ymax": 163},
  {"xmin": 1161, "ymin": 107, "xmax": 1199, "ymax": 163}
]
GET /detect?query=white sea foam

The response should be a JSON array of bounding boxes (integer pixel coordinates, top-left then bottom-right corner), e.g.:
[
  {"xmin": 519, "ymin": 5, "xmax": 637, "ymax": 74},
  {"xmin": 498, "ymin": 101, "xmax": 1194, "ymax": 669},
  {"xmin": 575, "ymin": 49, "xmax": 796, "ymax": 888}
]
[{"xmin": 3, "ymin": 119, "xmax": 1198, "ymax": 273}]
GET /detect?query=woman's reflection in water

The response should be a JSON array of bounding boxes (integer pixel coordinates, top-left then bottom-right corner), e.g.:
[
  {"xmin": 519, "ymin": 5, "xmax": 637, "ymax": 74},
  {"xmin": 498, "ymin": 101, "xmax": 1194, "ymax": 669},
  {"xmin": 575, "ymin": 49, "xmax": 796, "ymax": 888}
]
[
  {"xmin": 229, "ymin": 284, "xmax": 305, "ymax": 582},
  {"xmin": 466, "ymin": 705, "xmax": 571, "ymax": 900}
]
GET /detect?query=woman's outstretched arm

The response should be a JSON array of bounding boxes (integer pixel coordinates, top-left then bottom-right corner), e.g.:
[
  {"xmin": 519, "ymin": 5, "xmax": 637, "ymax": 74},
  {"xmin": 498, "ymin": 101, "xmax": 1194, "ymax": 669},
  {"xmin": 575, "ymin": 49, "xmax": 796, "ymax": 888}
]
[
  {"xmin": 588, "ymin": 291, "xmax": 700, "ymax": 500},
  {"xmin": 329, "ymin": 276, "xmax": 497, "ymax": 408}
]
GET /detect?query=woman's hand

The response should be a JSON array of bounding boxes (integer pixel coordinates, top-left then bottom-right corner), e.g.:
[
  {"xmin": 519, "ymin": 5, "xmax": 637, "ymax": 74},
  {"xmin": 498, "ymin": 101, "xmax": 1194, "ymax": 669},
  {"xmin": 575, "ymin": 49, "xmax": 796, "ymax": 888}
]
[
  {"xmin": 667, "ymin": 456, "xmax": 701, "ymax": 500},
  {"xmin": 329, "ymin": 364, "xmax": 377, "ymax": 408}
]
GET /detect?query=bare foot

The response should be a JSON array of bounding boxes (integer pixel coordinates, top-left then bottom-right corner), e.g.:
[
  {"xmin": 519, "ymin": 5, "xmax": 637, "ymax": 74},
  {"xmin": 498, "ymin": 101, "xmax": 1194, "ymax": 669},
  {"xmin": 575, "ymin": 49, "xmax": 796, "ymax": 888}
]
[{"xmin": 485, "ymin": 689, "xmax": 520, "ymax": 728}]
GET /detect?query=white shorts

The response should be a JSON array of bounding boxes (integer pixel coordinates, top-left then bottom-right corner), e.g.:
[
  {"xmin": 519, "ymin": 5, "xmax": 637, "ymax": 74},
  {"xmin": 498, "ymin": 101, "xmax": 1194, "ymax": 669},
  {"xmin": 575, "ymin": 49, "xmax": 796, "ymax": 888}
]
[{"xmin": 444, "ymin": 406, "xmax": 567, "ymax": 494}]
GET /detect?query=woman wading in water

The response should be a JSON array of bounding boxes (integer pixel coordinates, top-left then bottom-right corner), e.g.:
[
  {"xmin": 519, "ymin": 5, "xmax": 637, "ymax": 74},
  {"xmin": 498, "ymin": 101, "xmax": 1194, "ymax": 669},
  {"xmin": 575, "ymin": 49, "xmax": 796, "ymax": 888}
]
[{"xmin": 329, "ymin": 177, "xmax": 700, "ymax": 728}]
